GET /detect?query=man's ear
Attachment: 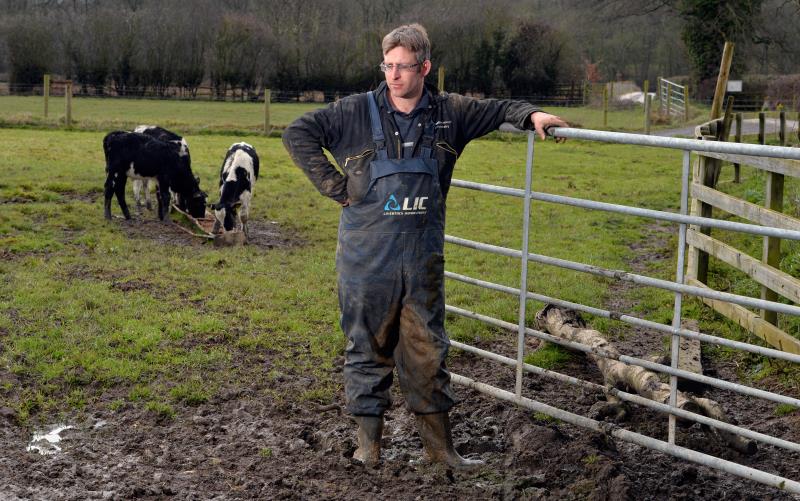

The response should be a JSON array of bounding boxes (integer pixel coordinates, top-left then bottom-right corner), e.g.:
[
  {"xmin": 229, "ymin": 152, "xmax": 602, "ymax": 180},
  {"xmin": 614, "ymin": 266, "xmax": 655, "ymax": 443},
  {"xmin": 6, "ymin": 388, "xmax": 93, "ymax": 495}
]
[{"xmin": 421, "ymin": 59, "xmax": 432, "ymax": 77}]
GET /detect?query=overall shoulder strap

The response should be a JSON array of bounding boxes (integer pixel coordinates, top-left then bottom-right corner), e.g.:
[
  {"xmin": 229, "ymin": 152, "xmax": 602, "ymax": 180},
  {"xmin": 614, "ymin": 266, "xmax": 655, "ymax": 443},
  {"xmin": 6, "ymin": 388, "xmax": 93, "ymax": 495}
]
[
  {"xmin": 367, "ymin": 91, "xmax": 388, "ymax": 160},
  {"xmin": 419, "ymin": 112, "xmax": 437, "ymax": 159}
]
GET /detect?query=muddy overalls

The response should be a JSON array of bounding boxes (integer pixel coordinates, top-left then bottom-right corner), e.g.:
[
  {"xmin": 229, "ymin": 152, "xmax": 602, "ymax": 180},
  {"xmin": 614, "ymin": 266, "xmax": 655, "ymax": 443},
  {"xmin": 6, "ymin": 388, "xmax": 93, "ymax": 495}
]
[{"xmin": 337, "ymin": 91, "xmax": 456, "ymax": 417}]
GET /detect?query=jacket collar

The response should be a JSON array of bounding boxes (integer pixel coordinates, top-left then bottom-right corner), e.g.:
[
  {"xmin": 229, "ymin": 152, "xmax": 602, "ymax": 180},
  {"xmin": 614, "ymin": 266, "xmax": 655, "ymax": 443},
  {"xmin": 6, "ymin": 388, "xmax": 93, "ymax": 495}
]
[{"xmin": 374, "ymin": 81, "xmax": 445, "ymax": 111}]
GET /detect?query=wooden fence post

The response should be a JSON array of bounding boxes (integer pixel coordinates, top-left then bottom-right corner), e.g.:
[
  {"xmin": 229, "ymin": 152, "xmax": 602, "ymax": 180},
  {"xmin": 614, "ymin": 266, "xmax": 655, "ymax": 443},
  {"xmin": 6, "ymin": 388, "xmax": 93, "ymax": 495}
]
[
  {"xmin": 603, "ymin": 85, "xmax": 608, "ymax": 128},
  {"xmin": 683, "ymin": 84, "xmax": 690, "ymax": 122},
  {"xmin": 583, "ymin": 80, "xmax": 589, "ymax": 106},
  {"xmin": 645, "ymin": 94, "xmax": 652, "ymax": 135},
  {"xmin": 609, "ymin": 81, "xmax": 614, "ymax": 102},
  {"xmin": 65, "ymin": 80, "xmax": 73, "ymax": 127},
  {"xmin": 758, "ymin": 112, "xmax": 765, "ymax": 145},
  {"xmin": 779, "ymin": 110, "xmax": 786, "ymax": 145},
  {"xmin": 710, "ymin": 41, "xmax": 735, "ymax": 119},
  {"xmin": 264, "ymin": 88, "xmax": 271, "ymax": 136},
  {"xmin": 43, "ymin": 74, "xmax": 50, "ymax": 118},
  {"xmin": 437, "ymin": 66, "xmax": 445, "ymax": 93},
  {"xmin": 733, "ymin": 113, "xmax": 742, "ymax": 183},
  {"xmin": 762, "ymin": 170, "xmax": 784, "ymax": 325},
  {"xmin": 666, "ymin": 84, "xmax": 672, "ymax": 123},
  {"xmin": 688, "ymin": 153, "xmax": 712, "ymax": 284},
  {"xmin": 656, "ymin": 76, "xmax": 662, "ymax": 103}
]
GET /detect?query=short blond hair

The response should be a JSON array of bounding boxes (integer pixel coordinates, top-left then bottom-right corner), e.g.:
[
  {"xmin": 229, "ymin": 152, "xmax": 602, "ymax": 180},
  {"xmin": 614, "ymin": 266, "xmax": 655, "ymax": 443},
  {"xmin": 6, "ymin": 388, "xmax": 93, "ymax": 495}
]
[{"xmin": 382, "ymin": 23, "xmax": 431, "ymax": 64}]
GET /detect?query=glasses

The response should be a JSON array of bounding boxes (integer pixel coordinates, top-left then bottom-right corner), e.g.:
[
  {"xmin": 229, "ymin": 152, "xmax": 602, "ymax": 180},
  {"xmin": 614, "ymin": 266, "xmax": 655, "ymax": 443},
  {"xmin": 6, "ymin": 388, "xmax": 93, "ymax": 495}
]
[{"xmin": 379, "ymin": 62, "xmax": 420, "ymax": 73}]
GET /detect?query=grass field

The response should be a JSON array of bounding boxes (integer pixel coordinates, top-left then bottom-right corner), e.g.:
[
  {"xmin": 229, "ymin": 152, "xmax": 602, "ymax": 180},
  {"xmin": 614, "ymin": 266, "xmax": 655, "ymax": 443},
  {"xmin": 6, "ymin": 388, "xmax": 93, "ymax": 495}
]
[
  {"xmin": 0, "ymin": 94, "xmax": 709, "ymax": 135},
  {"xmin": 0, "ymin": 98, "xmax": 797, "ymax": 423}
]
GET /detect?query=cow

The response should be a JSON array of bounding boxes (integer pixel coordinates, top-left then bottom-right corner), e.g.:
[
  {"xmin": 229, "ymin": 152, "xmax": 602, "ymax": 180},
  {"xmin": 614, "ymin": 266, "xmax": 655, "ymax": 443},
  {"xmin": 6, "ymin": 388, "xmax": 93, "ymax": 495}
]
[
  {"xmin": 102, "ymin": 131, "xmax": 207, "ymax": 221},
  {"xmin": 130, "ymin": 125, "xmax": 192, "ymax": 212},
  {"xmin": 210, "ymin": 142, "xmax": 259, "ymax": 236}
]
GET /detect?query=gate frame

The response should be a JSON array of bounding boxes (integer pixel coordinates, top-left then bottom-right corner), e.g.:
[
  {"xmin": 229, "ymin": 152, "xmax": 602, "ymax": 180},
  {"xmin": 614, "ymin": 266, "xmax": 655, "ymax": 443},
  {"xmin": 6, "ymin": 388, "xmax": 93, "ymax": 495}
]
[{"xmin": 446, "ymin": 127, "xmax": 800, "ymax": 494}]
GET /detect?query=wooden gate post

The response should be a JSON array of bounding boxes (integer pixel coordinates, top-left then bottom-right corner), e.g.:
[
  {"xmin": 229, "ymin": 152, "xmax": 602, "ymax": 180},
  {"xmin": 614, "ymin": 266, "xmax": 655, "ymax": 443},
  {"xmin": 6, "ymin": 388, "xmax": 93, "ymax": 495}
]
[
  {"xmin": 437, "ymin": 66, "xmax": 445, "ymax": 93},
  {"xmin": 645, "ymin": 94, "xmax": 652, "ymax": 135},
  {"xmin": 603, "ymin": 85, "xmax": 608, "ymax": 128},
  {"xmin": 758, "ymin": 112, "xmax": 765, "ymax": 145},
  {"xmin": 683, "ymin": 84, "xmax": 690, "ymax": 122},
  {"xmin": 710, "ymin": 42, "xmax": 735, "ymax": 120}
]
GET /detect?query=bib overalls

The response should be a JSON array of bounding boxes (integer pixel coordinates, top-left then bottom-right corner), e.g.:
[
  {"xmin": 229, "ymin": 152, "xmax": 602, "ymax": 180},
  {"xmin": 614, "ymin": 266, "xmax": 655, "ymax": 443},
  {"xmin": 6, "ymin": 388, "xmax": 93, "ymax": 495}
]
[{"xmin": 337, "ymin": 91, "xmax": 456, "ymax": 416}]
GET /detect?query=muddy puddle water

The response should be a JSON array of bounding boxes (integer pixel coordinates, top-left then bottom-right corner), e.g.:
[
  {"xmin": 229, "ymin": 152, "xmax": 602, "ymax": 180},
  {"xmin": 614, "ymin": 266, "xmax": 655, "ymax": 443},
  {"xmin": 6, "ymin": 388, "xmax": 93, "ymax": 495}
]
[{"xmin": 26, "ymin": 424, "xmax": 75, "ymax": 455}]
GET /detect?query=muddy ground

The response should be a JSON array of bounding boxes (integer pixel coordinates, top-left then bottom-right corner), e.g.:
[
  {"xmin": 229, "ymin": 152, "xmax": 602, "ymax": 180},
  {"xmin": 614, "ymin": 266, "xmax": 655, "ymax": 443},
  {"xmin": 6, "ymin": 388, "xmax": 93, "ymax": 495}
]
[{"xmin": 1, "ymin": 219, "xmax": 799, "ymax": 500}]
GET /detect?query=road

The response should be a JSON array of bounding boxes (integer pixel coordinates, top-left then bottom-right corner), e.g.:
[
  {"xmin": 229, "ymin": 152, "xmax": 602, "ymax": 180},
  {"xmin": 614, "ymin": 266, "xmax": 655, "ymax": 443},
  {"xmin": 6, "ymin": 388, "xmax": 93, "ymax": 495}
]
[{"xmin": 654, "ymin": 117, "xmax": 799, "ymax": 138}]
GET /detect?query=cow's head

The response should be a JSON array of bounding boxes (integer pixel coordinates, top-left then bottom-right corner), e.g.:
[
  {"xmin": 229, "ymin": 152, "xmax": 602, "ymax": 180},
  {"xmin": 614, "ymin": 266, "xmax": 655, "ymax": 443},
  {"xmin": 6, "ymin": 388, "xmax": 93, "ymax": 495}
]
[
  {"xmin": 187, "ymin": 189, "xmax": 208, "ymax": 218},
  {"xmin": 210, "ymin": 201, "xmax": 242, "ymax": 232}
]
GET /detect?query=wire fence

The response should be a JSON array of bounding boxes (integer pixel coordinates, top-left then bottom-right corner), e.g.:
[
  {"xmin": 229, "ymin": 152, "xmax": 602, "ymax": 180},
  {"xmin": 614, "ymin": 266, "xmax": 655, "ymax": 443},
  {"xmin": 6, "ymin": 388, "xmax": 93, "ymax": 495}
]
[{"xmin": 0, "ymin": 81, "xmax": 588, "ymax": 107}]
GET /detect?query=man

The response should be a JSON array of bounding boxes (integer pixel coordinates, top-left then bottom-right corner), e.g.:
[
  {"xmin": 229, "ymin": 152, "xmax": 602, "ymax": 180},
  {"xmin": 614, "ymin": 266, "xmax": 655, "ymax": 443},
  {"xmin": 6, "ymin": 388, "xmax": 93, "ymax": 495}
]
[{"xmin": 283, "ymin": 23, "xmax": 567, "ymax": 469}]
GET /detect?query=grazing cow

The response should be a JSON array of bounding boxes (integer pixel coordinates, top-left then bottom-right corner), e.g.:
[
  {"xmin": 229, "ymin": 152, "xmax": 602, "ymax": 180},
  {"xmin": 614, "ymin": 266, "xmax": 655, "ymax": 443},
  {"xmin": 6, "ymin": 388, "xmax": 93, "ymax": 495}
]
[
  {"xmin": 211, "ymin": 142, "xmax": 259, "ymax": 235},
  {"xmin": 102, "ymin": 131, "xmax": 207, "ymax": 221},
  {"xmin": 131, "ymin": 125, "xmax": 193, "ymax": 212}
]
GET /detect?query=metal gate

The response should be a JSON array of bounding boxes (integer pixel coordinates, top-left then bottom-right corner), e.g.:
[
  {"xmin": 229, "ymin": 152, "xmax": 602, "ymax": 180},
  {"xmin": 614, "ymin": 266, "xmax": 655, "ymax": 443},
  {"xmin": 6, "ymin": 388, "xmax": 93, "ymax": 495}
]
[{"xmin": 446, "ymin": 127, "xmax": 800, "ymax": 493}]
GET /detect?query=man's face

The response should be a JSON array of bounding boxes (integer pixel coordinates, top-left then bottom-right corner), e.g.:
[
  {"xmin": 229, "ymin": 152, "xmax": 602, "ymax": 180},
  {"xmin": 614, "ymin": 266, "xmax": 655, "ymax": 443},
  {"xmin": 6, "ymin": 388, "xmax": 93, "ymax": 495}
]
[{"xmin": 383, "ymin": 46, "xmax": 430, "ymax": 102}]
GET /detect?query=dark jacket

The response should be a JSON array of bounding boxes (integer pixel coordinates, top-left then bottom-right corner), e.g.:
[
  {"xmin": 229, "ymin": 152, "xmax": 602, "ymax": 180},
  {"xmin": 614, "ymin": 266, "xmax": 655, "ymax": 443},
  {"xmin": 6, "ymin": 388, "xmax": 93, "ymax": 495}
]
[{"xmin": 282, "ymin": 81, "xmax": 540, "ymax": 205}]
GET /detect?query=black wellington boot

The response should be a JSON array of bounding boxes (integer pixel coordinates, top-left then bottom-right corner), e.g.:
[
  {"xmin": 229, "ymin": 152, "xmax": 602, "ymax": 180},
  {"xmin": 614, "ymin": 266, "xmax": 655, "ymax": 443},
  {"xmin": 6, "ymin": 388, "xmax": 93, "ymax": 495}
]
[
  {"xmin": 415, "ymin": 412, "xmax": 484, "ymax": 471},
  {"xmin": 353, "ymin": 416, "xmax": 383, "ymax": 465}
]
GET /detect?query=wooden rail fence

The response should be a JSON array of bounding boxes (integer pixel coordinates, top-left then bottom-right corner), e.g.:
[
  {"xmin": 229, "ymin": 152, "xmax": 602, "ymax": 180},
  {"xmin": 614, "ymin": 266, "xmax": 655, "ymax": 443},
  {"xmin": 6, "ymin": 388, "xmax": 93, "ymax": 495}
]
[{"xmin": 686, "ymin": 114, "xmax": 800, "ymax": 354}]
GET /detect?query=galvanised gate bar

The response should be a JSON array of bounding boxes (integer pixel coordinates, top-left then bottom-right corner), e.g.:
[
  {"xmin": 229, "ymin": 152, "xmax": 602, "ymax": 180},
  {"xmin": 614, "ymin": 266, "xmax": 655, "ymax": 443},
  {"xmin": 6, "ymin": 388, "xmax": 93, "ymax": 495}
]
[{"xmin": 445, "ymin": 127, "xmax": 800, "ymax": 493}]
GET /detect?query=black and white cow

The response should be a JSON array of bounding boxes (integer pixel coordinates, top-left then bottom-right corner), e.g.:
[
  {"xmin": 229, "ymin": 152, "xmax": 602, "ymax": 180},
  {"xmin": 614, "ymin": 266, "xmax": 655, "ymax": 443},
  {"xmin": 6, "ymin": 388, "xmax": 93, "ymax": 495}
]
[
  {"xmin": 102, "ymin": 131, "xmax": 207, "ymax": 221},
  {"xmin": 210, "ymin": 142, "xmax": 259, "ymax": 235},
  {"xmin": 130, "ymin": 125, "xmax": 192, "ymax": 212}
]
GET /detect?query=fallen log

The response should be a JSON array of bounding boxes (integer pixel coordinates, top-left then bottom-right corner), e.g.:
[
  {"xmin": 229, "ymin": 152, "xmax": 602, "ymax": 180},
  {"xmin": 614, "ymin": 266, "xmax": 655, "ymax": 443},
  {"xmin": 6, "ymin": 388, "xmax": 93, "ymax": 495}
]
[{"xmin": 534, "ymin": 305, "xmax": 756, "ymax": 454}]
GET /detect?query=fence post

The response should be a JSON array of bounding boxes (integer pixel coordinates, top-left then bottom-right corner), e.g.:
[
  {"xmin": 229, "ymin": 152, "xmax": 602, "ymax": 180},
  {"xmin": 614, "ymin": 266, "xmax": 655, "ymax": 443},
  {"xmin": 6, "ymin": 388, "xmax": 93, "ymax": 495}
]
[
  {"xmin": 656, "ymin": 76, "xmax": 662, "ymax": 104},
  {"xmin": 438, "ymin": 66, "xmax": 445, "ymax": 93},
  {"xmin": 710, "ymin": 41, "xmax": 735, "ymax": 119},
  {"xmin": 758, "ymin": 112, "xmax": 765, "ymax": 145},
  {"xmin": 65, "ymin": 80, "xmax": 73, "ymax": 127},
  {"xmin": 264, "ymin": 88, "xmax": 271, "ymax": 136},
  {"xmin": 687, "ymin": 152, "xmax": 711, "ymax": 284},
  {"xmin": 779, "ymin": 110, "xmax": 786, "ymax": 145},
  {"xmin": 666, "ymin": 84, "xmax": 672, "ymax": 123},
  {"xmin": 762, "ymin": 170, "xmax": 784, "ymax": 326},
  {"xmin": 683, "ymin": 84, "xmax": 690, "ymax": 122},
  {"xmin": 43, "ymin": 74, "xmax": 50, "ymax": 118},
  {"xmin": 734, "ymin": 113, "xmax": 742, "ymax": 183},
  {"xmin": 645, "ymin": 94, "xmax": 652, "ymax": 135},
  {"xmin": 603, "ymin": 85, "xmax": 608, "ymax": 128},
  {"xmin": 609, "ymin": 81, "xmax": 614, "ymax": 102},
  {"xmin": 583, "ymin": 80, "xmax": 589, "ymax": 106}
]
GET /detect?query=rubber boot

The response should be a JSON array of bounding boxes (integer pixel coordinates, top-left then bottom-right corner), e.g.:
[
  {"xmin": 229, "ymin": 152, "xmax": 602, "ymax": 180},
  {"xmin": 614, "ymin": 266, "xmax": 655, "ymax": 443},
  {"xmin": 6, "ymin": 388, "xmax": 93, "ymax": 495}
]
[
  {"xmin": 415, "ymin": 412, "xmax": 484, "ymax": 471},
  {"xmin": 353, "ymin": 416, "xmax": 383, "ymax": 465}
]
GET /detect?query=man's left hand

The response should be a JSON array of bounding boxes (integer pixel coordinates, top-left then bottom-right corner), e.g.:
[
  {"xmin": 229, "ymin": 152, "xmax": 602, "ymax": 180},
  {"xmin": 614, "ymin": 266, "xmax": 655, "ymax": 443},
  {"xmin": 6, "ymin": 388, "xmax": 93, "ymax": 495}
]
[{"xmin": 531, "ymin": 112, "xmax": 569, "ymax": 142}]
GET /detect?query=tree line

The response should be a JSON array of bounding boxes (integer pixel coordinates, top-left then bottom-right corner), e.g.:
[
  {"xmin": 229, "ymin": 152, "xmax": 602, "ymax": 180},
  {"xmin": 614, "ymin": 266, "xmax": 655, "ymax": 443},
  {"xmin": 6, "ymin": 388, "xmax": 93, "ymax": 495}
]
[{"xmin": 0, "ymin": 0, "xmax": 798, "ymax": 99}]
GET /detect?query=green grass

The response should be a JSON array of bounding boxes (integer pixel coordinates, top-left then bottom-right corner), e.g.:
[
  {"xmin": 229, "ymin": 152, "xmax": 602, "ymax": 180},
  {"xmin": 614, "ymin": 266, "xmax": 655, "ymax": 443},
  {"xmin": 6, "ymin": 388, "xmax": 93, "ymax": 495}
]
[
  {"xmin": 0, "ymin": 101, "xmax": 797, "ymax": 423},
  {"xmin": 524, "ymin": 342, "xmax": 574, "ymax": 370},
  {"xmin": 0, "ymin": 94, "xmax": 709, "ymax": 136},
  {"xmin": 0, "ymin": 95, "xmax": 322, "ymax": 134}
]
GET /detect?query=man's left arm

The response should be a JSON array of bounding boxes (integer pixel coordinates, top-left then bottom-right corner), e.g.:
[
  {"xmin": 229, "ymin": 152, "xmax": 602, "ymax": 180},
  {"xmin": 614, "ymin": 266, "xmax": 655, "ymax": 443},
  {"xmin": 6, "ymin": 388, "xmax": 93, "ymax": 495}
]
[{"xmin": 451, "ymin": 94, "xmax": 568, "ymax": 145}]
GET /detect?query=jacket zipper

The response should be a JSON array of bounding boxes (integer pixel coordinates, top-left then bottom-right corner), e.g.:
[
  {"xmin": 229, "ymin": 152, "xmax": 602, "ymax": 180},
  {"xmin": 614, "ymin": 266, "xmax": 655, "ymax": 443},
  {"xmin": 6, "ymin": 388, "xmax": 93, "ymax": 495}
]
[
  {"xmin": 344, "ymin": 149, "xmax": 374, "ymax": 169},
  {"xmin": 435, "ymin": 141, "xmax": 458, "ymax": 156}
]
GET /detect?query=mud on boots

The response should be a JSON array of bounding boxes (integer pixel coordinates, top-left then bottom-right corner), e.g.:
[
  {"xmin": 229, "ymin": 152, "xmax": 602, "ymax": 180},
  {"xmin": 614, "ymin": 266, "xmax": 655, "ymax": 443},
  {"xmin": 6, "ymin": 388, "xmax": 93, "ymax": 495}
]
[{"xmin": 415, "ymin": 412, "xmax": 483, "ymax": 471}]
